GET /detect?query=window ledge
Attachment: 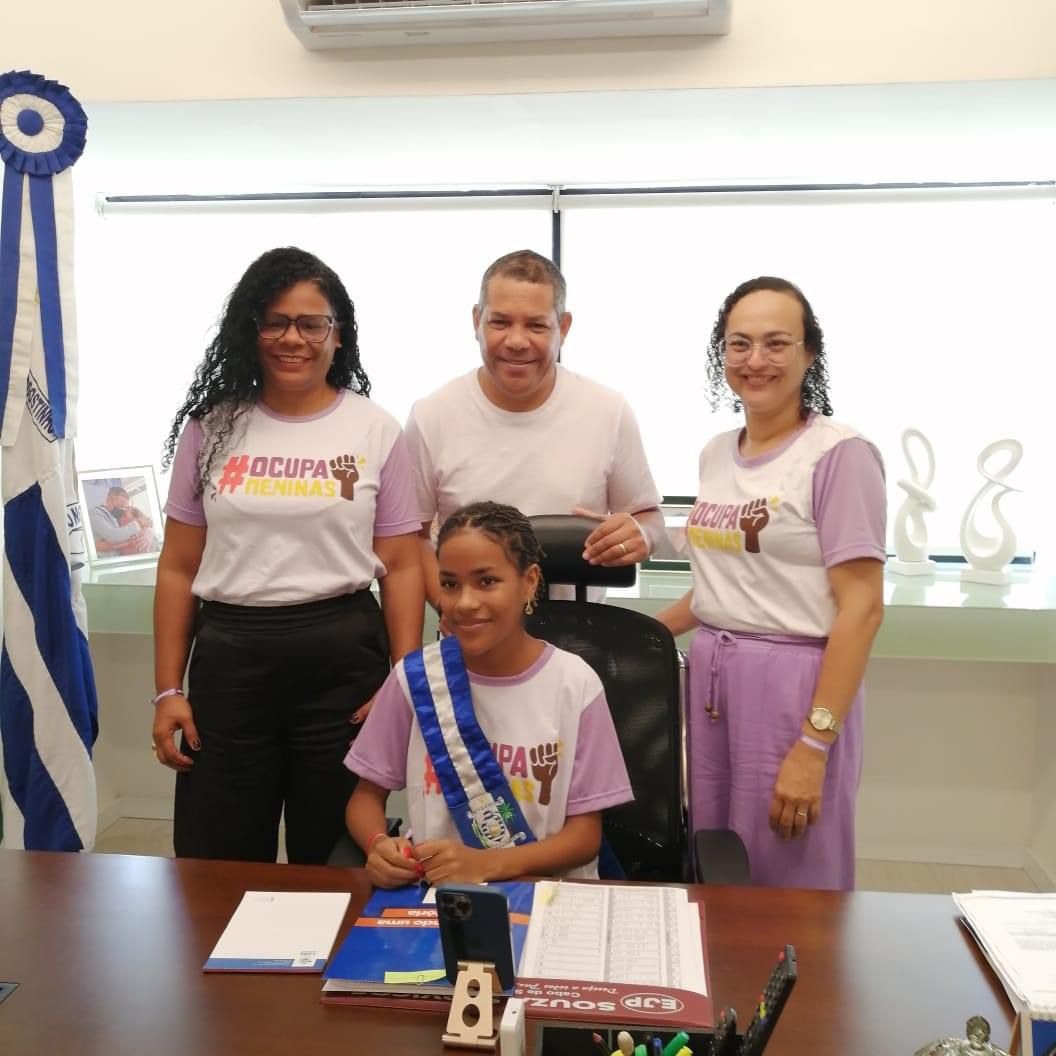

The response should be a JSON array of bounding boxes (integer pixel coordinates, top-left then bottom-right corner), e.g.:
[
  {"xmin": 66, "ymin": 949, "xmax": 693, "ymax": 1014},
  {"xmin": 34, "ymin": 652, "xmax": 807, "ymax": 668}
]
[{"xmin": 81, "ymin": 561, "xmax": 1056, "ymax": 663}]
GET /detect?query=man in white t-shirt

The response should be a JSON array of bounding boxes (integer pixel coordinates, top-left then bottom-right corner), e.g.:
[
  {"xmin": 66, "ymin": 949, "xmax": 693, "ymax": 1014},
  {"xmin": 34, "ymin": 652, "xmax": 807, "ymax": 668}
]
[{"xmin": 405, "ymin": 250, "xmax": 664, "ymax": 606}]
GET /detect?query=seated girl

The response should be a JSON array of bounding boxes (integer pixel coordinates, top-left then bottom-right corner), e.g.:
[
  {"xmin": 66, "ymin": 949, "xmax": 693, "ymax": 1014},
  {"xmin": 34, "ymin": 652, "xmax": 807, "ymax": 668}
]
[{"xmin": 345, "ymin": 501, "xmax": 632, "ymax": 888}]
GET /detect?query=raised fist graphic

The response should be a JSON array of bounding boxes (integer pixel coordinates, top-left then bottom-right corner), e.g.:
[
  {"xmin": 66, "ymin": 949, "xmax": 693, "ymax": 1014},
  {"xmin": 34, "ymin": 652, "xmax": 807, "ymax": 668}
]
[
  {"xmin": 329, "ymin": 454, "xmax": 359, "ymax": 500},
  {"xmin": 529, "ymin": 742, "xmax": 560, "ymax": 806},
  {"xmin": 739, "ymin": 499, "xmax": 770, "ymax": 554}
]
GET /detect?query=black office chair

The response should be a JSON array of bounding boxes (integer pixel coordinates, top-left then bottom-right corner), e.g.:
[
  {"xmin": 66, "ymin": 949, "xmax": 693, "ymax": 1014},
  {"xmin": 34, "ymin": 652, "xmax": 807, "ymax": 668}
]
[
  {"xmin": 526, "ymin": 515, "xmax": 748, "ymax": 885},
  {"xmin": 328, "ymin": 815, "xmax": 401, "ymax": 868}
]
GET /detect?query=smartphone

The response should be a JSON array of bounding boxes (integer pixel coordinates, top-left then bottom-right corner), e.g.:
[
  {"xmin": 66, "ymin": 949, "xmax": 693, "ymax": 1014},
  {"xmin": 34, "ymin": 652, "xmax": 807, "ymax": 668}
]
[{"xmin": 436, "ymin": 884, "xmax": 516, "ymax": 991}]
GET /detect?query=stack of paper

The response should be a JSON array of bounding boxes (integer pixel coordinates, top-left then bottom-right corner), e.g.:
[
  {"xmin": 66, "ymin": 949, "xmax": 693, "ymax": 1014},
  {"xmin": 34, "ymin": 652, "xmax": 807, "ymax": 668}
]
[
  {"xmin": 521, "ymin": 881, "xmax": 707, "ymax": 992},
  {"xmin": 205, "ymin": 891, "xmax": 351, "ymax": 972},
  {"xmin": 954, "ymin": 891, "xmax": 1056, "ymax": 1011},
  {"xmin": 516, "ymin": 881, "xmax": 712, "ymax": 1028},
  {"xmin": 954, "ymin": 891, "xmax": 1056, "ymax": 1056}
]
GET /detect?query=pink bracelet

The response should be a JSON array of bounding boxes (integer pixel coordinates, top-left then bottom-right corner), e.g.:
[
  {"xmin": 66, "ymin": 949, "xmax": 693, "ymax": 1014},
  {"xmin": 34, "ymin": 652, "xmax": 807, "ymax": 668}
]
[
  {"xmin": 367, "ymin": 831, "xmax": 390, "ymax": 852},
  {"xmin": 799, "ymin": 733, "xmax": 831, "ymax": 755}
]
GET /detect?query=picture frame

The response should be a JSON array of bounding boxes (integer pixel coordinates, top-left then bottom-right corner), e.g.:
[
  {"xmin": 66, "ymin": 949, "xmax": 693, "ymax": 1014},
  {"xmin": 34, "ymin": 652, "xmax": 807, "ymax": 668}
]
[{"xmin": 78, "ymin": 466, "xmax": 164, "ymax": 566}]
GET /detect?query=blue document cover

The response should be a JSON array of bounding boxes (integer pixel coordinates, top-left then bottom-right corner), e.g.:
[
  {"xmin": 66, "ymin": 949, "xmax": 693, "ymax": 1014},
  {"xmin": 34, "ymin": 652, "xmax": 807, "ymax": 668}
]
[
  {"xmin": 1026, "ymin": 1015, "xmax": 1056, "ymax": 1056},
  {"xmin": 323, "ymin": 882, "xmax": 534, "ymax": 996}
]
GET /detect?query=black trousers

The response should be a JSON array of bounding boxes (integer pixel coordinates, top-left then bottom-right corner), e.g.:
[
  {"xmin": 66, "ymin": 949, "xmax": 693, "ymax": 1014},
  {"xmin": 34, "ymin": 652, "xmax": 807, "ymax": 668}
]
[{"xmin": 173, "ymin": 591, "xmax": 389, "ymax": 865}]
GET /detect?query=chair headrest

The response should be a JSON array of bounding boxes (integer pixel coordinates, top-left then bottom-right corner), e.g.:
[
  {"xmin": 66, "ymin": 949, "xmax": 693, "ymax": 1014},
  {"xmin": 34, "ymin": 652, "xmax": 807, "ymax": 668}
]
[{"xmin": 529, "ymin": 515, "xmax": 637, "ymax": 590}]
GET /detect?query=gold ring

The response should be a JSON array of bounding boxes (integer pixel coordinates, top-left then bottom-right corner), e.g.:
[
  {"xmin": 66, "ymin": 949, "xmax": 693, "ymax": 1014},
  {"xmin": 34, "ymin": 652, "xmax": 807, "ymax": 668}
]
[
  {"xmin": 619, "ymin": 542, "xmax": 628, "ymax": 556},
  {"xmin": 794, "ymin": 810, "xmax": 807, "ymax": 818}
]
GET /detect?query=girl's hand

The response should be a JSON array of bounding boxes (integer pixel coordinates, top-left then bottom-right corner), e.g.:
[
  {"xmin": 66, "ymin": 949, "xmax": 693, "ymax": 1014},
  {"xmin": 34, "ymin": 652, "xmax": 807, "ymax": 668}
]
[
  {"xmin": 768, "ymin": 739, "xmax": 827, "ymax": 840},
  {"xmin": 367, "ymin": 836, "xmax": 421, "ymax": 889},
  {"xmin": 414, "ymin": 839, "xmax": 493, "ymax": 885}
]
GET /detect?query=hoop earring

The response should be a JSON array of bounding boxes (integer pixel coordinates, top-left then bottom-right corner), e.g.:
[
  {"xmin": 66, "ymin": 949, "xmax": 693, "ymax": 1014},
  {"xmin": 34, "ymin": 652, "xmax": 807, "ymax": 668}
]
[{"xmin": 524, "ymin": 599, "xmax": 534, "ymax": 616}]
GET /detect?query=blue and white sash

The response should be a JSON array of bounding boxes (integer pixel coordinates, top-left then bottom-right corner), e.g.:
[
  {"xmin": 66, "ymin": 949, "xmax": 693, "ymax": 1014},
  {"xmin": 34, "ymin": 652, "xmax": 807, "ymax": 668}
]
[{"xmin": 404, "ymin": 637, "xmax": 536, "ymax": 850}]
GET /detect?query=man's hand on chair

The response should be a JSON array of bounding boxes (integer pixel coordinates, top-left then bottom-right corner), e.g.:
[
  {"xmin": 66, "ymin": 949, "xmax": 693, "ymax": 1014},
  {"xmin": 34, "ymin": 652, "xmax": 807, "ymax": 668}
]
[{"xmin": 575, "ymin": 507, "xmax": 648, "ymax": 566}]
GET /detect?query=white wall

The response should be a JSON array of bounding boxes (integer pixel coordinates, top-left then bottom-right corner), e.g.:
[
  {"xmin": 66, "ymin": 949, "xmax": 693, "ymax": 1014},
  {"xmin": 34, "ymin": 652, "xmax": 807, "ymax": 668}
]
[
  {"xmin": 4, "ymin": 0, "xmax": 1056, "ymax": 102},
  {"xmin": 90, "ymin": 633, "xmax": 172, "ymax": 829},
  {"xmin": 859, "ymin": 659, "xmax": 1039, "ymax": 869},
  {"xmin": 1030, "ymin": 669, "xmax": 1056, "ymax": 886}
]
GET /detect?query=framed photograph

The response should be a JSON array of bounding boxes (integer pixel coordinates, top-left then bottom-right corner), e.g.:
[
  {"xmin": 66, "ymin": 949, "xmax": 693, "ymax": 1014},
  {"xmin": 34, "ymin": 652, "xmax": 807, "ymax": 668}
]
[{"xmin": 79, "ymin": 466, "xmax": 164, "ymax": 566}]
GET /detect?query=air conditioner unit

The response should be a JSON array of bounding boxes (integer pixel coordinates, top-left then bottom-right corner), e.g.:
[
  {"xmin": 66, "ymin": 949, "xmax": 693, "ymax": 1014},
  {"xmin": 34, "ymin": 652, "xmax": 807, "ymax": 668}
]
[{"xmin": 280, "ymin": 0, "xmax": 731, "ymax": 49}]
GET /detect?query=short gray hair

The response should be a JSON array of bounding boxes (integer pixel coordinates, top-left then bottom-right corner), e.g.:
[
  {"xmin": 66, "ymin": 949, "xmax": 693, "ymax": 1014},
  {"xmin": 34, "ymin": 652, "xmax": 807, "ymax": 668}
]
[{"xmin": 478, "ymin": 250, "xmax": 567, "ymax": 317}]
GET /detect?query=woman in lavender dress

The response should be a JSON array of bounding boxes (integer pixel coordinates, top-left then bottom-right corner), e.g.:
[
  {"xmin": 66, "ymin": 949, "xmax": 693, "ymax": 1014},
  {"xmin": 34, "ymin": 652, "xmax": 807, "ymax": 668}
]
[{"xmin": 657, "ymin": 277, "xmax": 885, "ymax": 890}]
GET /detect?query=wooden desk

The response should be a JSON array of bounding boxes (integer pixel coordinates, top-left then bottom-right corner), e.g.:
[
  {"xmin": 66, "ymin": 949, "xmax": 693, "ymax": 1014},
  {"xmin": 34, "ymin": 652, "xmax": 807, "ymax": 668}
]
[{"xmin": 0, "ymin": 851, "xmax": 1013, "ymax": 1056}]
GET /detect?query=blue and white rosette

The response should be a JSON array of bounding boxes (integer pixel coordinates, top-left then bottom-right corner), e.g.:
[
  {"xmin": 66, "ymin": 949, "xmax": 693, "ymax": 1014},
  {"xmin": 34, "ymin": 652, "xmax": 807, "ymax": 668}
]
[{"xmin": 0, "ymin": 70, "xmax": 87, "ymax": 444}]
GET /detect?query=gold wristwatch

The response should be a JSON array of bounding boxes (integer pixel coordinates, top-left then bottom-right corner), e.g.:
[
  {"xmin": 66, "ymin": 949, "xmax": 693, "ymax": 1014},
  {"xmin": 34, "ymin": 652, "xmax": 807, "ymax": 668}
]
[{"xmin": 807, "ymin": 706, "xmax": 841, "ymax": 736}]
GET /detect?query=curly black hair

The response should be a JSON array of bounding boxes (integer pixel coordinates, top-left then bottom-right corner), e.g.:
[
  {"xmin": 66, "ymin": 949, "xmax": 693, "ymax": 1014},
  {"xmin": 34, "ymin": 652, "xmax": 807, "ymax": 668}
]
[
  {"xmin": 162, "ymin": 247, "xmax": 371, "ymax": 493},
  {"xmin": 437, "ymin": 501, "xmax": 545, "ymax": 604},
  {"xmin": 705, "ymin": 276, "xmax": 832, "ymax": 418}
]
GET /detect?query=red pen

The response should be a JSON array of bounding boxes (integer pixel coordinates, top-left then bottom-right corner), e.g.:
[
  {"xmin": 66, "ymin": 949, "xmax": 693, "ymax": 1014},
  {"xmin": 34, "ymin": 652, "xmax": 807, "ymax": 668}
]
[{"xmin": 401, "ymin": 831, "xmax": 429, "ymax": 878}]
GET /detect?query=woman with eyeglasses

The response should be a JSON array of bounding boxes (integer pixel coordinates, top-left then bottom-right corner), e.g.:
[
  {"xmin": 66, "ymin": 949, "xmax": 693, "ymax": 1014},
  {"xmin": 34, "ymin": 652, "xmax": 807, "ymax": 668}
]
[
  {"xmin": 657, "ymin": 276, "xmax": 885, "ymax": 890},
  {"xmin": 152, "ymin": 246, "xmax": 424, "ymax": 864}
]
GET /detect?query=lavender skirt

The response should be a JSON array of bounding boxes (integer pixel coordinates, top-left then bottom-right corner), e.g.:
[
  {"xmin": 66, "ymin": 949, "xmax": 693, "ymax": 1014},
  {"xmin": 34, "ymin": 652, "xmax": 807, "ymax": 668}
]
[{"xmin": 686, "ymin": 624, "xmax": 864, "ymax": 891}]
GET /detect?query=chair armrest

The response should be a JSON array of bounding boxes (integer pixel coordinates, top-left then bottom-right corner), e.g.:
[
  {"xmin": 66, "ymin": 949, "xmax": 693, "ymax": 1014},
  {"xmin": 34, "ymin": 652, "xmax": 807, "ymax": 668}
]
[{"xmin": 692, "ymin": 828, "xmax": 750, "ymax": 885}]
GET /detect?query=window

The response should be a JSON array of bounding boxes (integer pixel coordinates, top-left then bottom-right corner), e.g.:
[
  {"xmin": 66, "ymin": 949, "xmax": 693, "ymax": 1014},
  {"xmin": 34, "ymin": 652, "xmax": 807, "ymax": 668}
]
[
  {"xmin": 561, "ymin": 188, "xmax": 1053, "ymax": 555},
  {"xmin": 75, "ymin": 199, "xmax": 552, "ymax": 486}
]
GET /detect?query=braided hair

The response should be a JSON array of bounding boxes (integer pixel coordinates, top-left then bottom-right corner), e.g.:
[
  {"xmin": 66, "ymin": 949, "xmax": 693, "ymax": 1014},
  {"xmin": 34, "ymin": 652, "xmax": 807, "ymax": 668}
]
[
  {"xmin": 705, "ymin": 275, "xmax": 833, "ymax": 418},
  {"xmin": 161, "ymin": 246, "xmax": 371, "ymax": 494},
  {"xmin": 437, "ymin": 501, "xmax": 545, "ymax": 604}
]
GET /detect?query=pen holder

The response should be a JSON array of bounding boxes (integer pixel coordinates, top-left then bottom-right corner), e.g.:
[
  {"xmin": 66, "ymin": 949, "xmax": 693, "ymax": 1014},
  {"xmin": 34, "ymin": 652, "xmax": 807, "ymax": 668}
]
[{"xmin": 443, "ymin": 960, "xmax": 500, "ymax": 1050}]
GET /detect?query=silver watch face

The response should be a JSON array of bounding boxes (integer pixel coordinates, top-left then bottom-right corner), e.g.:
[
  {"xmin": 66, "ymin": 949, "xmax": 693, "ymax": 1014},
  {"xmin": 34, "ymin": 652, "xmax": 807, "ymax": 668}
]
[{"xmin": 810, "ymin": 708, "xmax": 833, "ymax": 731}]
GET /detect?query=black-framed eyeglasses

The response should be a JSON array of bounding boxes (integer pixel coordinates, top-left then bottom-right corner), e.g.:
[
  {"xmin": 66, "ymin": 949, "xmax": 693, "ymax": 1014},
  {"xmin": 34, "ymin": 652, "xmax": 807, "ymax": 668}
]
[{"xmin": 254, "ymin": 313, "xmax": 336, "ymax": 343}]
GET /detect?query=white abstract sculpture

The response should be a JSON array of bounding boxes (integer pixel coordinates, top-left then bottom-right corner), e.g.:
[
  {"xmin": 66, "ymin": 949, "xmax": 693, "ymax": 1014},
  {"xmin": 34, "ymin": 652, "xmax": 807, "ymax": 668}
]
[
  {"xmin": 889, "ymin": 428, "xmax": 937, "ymax": 576},
  {"xmin": 960, "ymin": 438, "xmax": 1023, "ymax": 586}
]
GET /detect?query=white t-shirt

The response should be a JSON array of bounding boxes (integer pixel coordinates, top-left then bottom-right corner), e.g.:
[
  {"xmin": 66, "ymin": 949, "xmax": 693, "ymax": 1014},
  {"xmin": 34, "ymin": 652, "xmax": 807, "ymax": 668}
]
[
  {"xmin": 404, "ymin": 366, "xmax": 662, "ymax": 598},
  {"xmin": 346, "ymin": 643, "xmax": 634, "ymax": 880},
  {"xmin": 165, "ymin": 391, "xmax": 420, "ymax": 606},
  {"xmin": 688, "ymin": 416, "xmax": 886, "ymax": 639}
]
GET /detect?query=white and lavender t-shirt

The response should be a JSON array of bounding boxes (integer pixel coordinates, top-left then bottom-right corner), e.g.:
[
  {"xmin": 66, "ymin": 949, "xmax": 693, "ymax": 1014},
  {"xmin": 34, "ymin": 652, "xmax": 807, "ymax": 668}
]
[
  {"xmin": 688, "ymin": 416, "xmax": 886, "ymax": 639},
  {"xmin": 165, "ymin": 391, "xmax": 420, "ymax": 606},
  {"xmin": 345, "ymin": 643, "xmax": 634, "ymax": 880},
  {"xmin": 404, "ymin": 366, "xmax": 662, "ymax": 601}
]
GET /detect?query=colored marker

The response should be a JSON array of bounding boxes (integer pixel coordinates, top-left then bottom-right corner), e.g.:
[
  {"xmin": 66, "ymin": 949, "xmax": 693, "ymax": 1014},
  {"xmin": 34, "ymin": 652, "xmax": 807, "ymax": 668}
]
[{"xmin": 661, "ymin": 1032, "xmax": 690, "ymax": 1056}]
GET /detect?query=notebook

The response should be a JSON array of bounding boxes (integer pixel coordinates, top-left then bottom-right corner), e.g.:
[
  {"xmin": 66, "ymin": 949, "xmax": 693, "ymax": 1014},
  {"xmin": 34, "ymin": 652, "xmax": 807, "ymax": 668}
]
[
  {"xmin": 322, "ymin": 881, "xmax": 535, "ymax": 997},
  {"xmin": 204, "ymin": 890, "xmax": 351, "ymax": 972}
]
